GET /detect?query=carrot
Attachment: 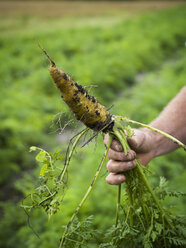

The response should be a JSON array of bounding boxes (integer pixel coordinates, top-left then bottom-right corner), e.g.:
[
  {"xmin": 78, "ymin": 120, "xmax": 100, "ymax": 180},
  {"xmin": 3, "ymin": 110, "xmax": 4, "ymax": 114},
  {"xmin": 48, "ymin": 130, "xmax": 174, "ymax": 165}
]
[
  {"xmin": 39, "ymin": 44, "xmax": 113, "ymax": 131},
  {"xmin": 50, "ymin": 64, "xmax": 113, "ymax": 131}
]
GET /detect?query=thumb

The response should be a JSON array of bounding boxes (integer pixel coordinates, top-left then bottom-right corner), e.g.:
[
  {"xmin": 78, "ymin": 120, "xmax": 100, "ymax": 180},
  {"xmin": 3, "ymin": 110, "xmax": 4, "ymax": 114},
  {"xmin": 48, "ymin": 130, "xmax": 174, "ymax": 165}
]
[{"xmin": 127, "ymin": 129, "xmax": 148, "ymax": 153}]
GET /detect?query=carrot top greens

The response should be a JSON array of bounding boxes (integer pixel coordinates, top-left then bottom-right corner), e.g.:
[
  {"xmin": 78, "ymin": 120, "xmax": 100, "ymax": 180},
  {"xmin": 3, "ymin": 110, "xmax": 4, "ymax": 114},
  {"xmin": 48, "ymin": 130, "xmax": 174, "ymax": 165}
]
[{"xmin": 23, "ymin": 49, "xmax": 186, "ymax": 248}]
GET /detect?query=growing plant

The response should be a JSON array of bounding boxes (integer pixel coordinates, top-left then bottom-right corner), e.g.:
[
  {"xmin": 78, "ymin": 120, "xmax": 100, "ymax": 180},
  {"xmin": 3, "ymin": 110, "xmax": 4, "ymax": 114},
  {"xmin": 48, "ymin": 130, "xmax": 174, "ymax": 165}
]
[{"xmin": 22, "ymin": 46, "xmax": 186, "ymax": 248}]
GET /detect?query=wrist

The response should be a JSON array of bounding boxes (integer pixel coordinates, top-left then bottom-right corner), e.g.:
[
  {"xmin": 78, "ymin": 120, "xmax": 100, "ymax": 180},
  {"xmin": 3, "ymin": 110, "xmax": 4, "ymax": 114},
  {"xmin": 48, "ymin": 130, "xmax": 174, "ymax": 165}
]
[
  {"xmin": 142, "ymin": 127, "xmax": 160, "ymax": 159},
  {"xmin": 143, "ymin": 125, "xmax": 176, "ymax": 158}
]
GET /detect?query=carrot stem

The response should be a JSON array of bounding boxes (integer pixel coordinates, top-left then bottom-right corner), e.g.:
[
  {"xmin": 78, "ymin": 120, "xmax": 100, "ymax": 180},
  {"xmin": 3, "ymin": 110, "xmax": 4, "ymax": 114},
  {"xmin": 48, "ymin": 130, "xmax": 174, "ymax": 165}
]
[
  {"xmin": 115, "ymin": 116, "xmax": 186, "ymax": 150},
  {"xmin": 114, "ymin": 120, "xmax": 174, "ymax": 229},
  {"xmin": 58, "ymin": 128, "xmax": 89, "ymax": 183},
  {"xmin": 59, "ymin": 135, "xmax": 113, "ymax": 248},
  {"xmin": 115, "ymin": 184, "xmax": 121, "ymax": 227}
]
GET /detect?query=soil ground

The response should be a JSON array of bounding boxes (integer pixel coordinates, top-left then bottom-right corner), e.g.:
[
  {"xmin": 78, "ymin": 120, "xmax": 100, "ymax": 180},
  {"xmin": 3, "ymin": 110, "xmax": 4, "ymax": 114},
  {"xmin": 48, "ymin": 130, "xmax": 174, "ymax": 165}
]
[{"xmin": 0, "ymin": 1, "xmax": 185, "ymax": 17}]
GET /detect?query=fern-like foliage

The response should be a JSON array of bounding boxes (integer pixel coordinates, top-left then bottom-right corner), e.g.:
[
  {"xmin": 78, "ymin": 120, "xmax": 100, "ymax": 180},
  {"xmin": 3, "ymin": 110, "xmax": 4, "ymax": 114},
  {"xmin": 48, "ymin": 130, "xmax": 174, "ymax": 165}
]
[
  {"xmin": 98, "ymin": 176, "xmax": 186, "ymax": 248},
  {"xmin": 21, "ymin": 147, "xmax": 66, "ymax": 218},
  {"xmin": 23, "ymin": 147, "xmax": 186, "ymax": 248},
  {"xmin": 61, "ymin": 216, "xmax": 99, "ymax": 248}
]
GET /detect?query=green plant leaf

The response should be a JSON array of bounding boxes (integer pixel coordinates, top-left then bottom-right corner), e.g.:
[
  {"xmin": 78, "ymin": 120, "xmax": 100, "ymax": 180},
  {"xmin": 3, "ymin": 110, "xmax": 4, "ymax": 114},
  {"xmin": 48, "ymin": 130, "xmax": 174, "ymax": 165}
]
[
  {"xmin": 40, "ymin": 164, "xmax": 48, "ymax": 177},
  {"xmin": 29, "ymin": 146, "xmax": 37, "ymax": 152},
  {"xmin": 36, "ymin": 151, "xmax": 47, "ymax": 163}
]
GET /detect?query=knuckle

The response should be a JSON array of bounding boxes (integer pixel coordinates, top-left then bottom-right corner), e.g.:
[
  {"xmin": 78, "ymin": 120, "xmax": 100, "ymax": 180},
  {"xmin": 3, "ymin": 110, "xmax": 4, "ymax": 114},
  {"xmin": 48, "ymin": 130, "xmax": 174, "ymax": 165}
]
[
  {"xmin": 108, "ymin": 149, "xmax": 121, "ymax": 160},
  {"xmin": 107, "ymin": 149, "xmax": 112, "ymax": 159},
  {"xmin": 126, "ymin": 150, "xmax": 136, "ymax": 160},
  {"xmin": 112, "ymin": 140, "xmax": 123, "ymax": 152},
  {"xmin": 106, "ymin": 174, "xmax": 114, "ymax": 184},
  {"xmin": 106, "ymin": 160, "xmax": 113, "ymax": 172},
  {"xmin": 127, "ymin": 160, "xmax": 136, "ymax": 169}
]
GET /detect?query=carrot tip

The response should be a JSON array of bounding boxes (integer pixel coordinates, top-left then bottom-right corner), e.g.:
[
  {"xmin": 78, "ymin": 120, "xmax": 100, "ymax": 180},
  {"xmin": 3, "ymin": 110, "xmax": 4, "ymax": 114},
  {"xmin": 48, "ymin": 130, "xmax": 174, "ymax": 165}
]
[{"xmin": 35, "ymin": 40, "xmax": 55, "ymax": 66}]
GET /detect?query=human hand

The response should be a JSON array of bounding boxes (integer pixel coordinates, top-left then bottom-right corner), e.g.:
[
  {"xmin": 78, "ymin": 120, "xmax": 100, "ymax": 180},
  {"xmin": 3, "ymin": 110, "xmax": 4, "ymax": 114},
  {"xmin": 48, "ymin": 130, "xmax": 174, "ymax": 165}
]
[{"xmin": 104, "ymin": 128, "xmax": 156, "ymax": 185}]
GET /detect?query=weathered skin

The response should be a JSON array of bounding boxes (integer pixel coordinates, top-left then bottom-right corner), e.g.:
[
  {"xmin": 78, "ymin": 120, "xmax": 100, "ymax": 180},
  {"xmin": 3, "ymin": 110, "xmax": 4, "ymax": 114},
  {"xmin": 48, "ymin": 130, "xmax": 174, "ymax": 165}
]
[{"xmin": 104, "ymin": 86, "xmax": 186, "ymax": 185}]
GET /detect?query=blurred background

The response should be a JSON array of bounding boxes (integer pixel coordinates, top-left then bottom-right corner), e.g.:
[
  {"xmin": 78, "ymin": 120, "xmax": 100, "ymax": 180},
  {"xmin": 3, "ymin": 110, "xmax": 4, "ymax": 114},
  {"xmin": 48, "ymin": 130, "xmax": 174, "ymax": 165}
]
[{"xmin": 0, "ymin": 1, "xmax": 186, "ymax": 247}]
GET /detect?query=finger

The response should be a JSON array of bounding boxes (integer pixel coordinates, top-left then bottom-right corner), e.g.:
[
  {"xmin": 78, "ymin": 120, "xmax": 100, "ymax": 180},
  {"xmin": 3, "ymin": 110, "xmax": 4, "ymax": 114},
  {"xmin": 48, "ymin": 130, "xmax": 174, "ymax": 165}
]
[
  {"xmin": 106, "ymin": 173, "xmax": 126, "ymax": 185},
  {"xmin": 104, "ymin": 135, "xmax": 123, "ymax": 152},
  {"xmin": 110, "ymin": 139, "xmax": 123, "ymax": 152},
  {"xmin": 127, "ymin": 129, "xmax": 147, "ymax": 152},
  {"xmin": 107, "ymin": 160, "xmax": 136, "ymax": 173},
  {"xmin": 107, "ymin": 149, "xmax": 136, "ymax": 161}
]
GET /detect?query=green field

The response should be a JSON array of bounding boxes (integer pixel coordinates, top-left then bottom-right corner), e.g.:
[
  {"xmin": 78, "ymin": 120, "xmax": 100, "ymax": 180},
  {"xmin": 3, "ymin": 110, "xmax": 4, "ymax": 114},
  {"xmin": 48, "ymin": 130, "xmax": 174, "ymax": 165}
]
[{"xmin": 0, "ymin": 1, "xmax": 186, "ymax": 247}]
